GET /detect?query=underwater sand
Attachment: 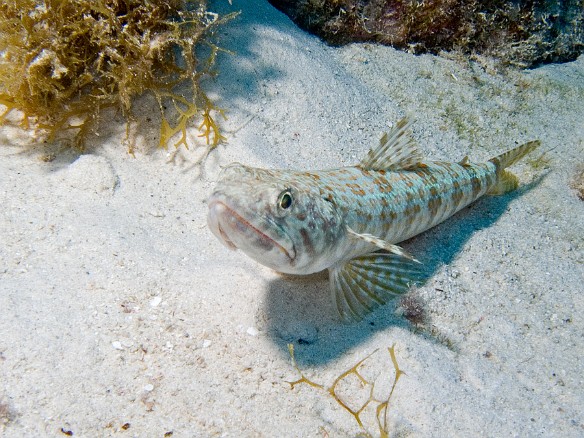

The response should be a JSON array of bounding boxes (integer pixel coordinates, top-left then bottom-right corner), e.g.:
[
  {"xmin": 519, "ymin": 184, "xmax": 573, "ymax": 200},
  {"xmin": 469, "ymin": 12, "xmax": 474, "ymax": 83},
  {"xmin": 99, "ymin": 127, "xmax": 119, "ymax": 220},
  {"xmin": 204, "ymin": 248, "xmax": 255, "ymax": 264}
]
[{"xmin": 1, "ymin": 1, "xmax": 583, "ymax": 436}]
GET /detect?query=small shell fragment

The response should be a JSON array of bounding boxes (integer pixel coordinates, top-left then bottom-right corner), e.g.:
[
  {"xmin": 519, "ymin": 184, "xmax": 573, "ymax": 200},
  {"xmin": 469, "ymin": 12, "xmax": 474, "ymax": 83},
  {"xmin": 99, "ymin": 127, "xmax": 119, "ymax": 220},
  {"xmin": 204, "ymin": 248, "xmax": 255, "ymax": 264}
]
[{"xmin": 246, "ymin": 327, "xmax": 259, "ymax": 337}]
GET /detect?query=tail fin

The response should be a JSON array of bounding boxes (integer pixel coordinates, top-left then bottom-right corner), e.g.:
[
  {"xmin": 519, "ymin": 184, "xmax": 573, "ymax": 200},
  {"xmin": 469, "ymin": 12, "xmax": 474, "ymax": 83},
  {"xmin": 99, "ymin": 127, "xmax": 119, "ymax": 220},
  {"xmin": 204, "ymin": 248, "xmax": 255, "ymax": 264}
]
[
  {"xmin": 487, "ymin": 140, "xmax": 540, "ymax": 195},
  {"xmin": 489, "ymin": 140, "xmax": 541, "ymax": 170}
]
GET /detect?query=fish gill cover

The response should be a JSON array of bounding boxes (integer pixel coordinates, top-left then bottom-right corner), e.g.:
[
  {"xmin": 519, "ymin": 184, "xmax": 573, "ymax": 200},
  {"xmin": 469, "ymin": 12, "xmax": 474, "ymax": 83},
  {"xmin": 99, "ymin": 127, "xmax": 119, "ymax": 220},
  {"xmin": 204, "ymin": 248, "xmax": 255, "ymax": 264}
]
[{"xmin": 0, "ymin": 0, "xmax": 237, "ymax": 154}]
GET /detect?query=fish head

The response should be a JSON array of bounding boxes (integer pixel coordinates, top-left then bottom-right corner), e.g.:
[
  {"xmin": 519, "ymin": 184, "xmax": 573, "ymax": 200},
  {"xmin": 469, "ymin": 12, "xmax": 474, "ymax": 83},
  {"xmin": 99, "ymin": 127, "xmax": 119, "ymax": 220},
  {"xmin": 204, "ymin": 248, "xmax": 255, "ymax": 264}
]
[{"xmin": 207, "ymin": 164, "xmax": 344, "ymax": 274}]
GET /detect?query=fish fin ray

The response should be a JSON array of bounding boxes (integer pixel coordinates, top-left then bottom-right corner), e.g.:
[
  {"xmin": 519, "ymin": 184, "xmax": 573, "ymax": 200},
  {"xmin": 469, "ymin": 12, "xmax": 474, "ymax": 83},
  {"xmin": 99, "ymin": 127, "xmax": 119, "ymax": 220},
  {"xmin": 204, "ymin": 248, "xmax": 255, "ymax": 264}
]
[
  {"xmin": 344, "ymin": 264, "xmax": 386, "ymax": 306},
  {"xmin": 329, "ymin": 253, "xmax": 423, "ymax": 322},
  {"xmin": 489, "ymin": 140, "xmax": 540, "ymax": 170},
  {"xmin": 485, "ymin": 140, "xmax": 540, "ymax": 195},
  {"xmin": 459, "ymin": 156, "xmax": 470, "ymax": 166},
  {"xmin": 330, "ymin": 266, "xmax": 363, "ymax": 320},
  {"xmin": 346, "ymin": 226, "xmax": 420, "ymax": 263},
  {"xmin": 487, "ymin": 170, "xmax": 519, "ymax": 195},
  {"xmin": 359, "ymin": 117, "xmax": 423, "ymax": 171}
]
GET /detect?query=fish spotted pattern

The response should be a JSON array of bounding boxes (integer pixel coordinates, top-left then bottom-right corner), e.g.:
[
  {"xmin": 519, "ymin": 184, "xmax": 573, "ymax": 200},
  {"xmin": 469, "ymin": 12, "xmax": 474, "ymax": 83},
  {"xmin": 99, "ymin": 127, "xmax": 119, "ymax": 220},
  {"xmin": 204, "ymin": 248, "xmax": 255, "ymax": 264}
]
[{"xmin": 207, "ymin": 118, "xmax": 540, "ymax": 321}]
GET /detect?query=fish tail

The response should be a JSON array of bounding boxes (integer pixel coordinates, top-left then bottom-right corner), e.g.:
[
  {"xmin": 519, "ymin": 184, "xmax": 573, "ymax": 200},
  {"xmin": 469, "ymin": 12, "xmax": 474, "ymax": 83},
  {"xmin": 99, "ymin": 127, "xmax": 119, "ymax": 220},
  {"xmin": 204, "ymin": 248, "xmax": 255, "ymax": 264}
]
[
  {"xmin": 489, "ymin": 140, "xmax": 541, "ymax": 170},
  {"xmin": 487, "ymin": 140, "xmax": 540, "ymax": 195}
]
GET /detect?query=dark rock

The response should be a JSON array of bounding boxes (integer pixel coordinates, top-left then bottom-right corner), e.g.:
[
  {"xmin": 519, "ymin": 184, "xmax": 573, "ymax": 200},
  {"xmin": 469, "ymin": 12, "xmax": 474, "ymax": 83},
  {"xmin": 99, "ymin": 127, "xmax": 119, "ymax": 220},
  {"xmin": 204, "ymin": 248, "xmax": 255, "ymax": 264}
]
[{"xmin": 269, "ymin": 0, "xmax": 583, "ymax": 67}]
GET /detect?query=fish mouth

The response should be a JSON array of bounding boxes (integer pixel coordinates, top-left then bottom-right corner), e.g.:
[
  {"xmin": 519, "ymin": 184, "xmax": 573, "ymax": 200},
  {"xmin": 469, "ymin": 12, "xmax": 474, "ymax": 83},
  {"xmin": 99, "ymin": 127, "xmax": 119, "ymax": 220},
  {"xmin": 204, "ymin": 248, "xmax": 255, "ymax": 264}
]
[{"xmin": 207, "ymin": 199, "xmax": 296, "ymax": 262}]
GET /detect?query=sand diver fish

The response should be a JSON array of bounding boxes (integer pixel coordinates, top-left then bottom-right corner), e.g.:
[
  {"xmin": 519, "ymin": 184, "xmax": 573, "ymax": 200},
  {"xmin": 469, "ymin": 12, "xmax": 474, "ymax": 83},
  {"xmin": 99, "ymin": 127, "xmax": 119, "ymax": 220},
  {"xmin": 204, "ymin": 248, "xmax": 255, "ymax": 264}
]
[{"xmin": 207, "ymin": 118, "xmax": 540, "ymax": 322}]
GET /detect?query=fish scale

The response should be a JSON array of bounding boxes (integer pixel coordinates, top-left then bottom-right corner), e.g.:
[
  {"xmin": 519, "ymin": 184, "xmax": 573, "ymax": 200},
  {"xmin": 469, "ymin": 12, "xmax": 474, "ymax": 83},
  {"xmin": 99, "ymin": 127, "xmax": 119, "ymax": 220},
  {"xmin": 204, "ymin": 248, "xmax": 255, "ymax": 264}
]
[
  {"xmin": 207, "ymin": 118, "xmax": 540, "ymax": 322},
  {"xmin": 304, "ymin": 160, "xmax": 496, "ymax": 258}
]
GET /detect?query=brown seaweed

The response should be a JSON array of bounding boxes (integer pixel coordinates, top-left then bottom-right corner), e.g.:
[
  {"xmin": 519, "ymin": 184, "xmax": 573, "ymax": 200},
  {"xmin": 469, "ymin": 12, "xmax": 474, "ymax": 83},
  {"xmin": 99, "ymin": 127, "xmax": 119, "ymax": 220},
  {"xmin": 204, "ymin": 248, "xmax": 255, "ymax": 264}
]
[
  {"xmin": 0, "ymin": 0, "xmax": 237, "ymax": 153},
  {"xmin": 287, "ymin": 343, "xmax": 404, "ymax": 437}
]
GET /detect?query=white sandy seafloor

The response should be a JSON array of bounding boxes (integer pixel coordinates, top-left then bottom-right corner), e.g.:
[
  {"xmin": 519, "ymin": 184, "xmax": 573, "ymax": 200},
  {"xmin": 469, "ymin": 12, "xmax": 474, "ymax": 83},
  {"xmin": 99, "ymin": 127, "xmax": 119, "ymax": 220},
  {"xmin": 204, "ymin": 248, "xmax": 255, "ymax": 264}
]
[{"xmin": 1, "ymin": 1, "xmax": 583, "ymax": 437}]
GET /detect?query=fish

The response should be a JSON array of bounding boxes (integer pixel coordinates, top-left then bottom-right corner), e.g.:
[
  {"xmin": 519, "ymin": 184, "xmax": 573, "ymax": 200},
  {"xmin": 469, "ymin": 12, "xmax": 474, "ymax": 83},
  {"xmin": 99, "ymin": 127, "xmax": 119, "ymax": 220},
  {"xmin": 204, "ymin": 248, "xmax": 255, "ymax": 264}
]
[{"xmin": 207, "ymin": 118, "xmax": 540, "ymax": 322}]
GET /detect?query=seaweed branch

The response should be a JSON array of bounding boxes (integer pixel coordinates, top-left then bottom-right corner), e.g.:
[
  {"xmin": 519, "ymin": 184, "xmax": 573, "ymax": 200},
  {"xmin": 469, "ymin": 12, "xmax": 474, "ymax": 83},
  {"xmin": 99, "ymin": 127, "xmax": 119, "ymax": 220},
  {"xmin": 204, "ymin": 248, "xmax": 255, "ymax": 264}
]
[
  {"xmin": 287, "ymin": 343, "xmax": 405, "ymax": 437},
  {"xmin": 0, "ymin": 1, "xmax": 238, "ymax": 154}
]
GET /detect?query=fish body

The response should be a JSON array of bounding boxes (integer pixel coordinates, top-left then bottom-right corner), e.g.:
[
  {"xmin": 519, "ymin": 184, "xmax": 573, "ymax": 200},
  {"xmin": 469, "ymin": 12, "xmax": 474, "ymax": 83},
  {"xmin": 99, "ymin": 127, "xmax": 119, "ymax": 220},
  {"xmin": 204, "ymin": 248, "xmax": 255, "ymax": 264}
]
[{"xmin": 207, "ymin": 118, "xmax": 539, "ymax": 321}]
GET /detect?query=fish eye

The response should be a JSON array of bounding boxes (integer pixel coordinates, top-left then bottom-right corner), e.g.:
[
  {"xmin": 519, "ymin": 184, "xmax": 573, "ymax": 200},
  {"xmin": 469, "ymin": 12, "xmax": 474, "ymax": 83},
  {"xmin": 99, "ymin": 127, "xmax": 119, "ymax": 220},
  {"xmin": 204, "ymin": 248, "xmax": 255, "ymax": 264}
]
[{"xmin": 278, "ymin": 190, "xmax": 293, "ymax": 210}]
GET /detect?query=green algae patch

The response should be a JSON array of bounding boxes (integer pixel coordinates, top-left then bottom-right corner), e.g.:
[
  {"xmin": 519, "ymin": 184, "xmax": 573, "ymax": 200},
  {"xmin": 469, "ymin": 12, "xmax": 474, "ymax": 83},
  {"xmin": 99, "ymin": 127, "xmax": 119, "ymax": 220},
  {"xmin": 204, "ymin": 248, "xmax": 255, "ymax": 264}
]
[
  {"xmin": 0, "ymin": 0, "xmax": 236, "ymax": 153},
  {"xmin": 571, "ymin": 163, "xmax": 584, "ymax": 201}
]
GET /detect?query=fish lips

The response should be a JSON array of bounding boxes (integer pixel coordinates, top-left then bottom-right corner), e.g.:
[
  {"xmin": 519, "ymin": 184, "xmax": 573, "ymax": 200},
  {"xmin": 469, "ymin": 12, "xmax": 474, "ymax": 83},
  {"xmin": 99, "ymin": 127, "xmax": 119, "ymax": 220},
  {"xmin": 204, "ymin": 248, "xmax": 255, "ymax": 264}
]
[{"xmin": 207, "ymin": 199, "xmax": 296, "ymax": 267}]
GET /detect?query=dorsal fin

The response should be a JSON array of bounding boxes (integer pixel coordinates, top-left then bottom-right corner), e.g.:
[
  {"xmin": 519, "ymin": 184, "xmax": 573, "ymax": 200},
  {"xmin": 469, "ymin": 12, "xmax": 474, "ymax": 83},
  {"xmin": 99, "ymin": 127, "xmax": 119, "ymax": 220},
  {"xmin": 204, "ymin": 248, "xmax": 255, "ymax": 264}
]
[
  {"xmin": 359, "ymin": 117, "xmax": 423, "ymax": 171},
  {"xmin": 459, "ymin": 156, "xmax": 470, "ymax": 166}
]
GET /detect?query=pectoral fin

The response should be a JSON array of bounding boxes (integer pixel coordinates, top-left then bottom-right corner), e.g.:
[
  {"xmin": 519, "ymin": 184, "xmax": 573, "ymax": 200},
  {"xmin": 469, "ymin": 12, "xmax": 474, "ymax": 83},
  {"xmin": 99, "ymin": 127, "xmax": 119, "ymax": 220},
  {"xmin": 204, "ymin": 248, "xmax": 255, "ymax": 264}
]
[
  {"xmin": 346, "ymin": 226, "xmax": 420, "ymax": 263},
  {"xmin": 329, "ymin": 253, "xmax": 423, "ymax": 322}
]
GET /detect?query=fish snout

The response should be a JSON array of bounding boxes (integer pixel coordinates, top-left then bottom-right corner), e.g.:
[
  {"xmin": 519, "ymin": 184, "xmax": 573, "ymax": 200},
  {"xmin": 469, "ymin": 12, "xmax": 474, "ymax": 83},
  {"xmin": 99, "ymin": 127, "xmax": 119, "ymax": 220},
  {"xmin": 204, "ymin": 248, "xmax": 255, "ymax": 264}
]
[
  {"xmin": 207, "ymin": 200, "xmax": 238, "ymax": 250},
  {"xmin": 206, "ymin": 198, "xmax": 297, "ymax": 270}
]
